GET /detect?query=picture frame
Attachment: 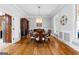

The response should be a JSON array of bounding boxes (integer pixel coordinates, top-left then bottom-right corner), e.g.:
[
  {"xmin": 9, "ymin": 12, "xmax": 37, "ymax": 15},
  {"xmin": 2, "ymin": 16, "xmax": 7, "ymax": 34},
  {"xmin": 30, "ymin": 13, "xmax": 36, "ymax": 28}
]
[{"xmin": 36, "ymin": 23, "xmax": 42, "ymax": 27}]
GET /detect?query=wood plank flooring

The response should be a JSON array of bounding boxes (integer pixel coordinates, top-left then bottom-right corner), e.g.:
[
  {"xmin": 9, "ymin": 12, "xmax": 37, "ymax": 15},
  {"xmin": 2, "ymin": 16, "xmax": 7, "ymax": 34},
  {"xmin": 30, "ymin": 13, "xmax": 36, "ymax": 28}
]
[{"xmin": 2, "ymin": 36, "xmax": 79, "ymax": 55}]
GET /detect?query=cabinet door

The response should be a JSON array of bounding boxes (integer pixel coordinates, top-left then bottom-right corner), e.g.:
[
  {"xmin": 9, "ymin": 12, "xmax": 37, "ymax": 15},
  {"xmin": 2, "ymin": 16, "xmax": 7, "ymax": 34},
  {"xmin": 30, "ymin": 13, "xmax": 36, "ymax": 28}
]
[{"xmin": 21, "ymin": 18, "xmax": 29, "ymax": 37}]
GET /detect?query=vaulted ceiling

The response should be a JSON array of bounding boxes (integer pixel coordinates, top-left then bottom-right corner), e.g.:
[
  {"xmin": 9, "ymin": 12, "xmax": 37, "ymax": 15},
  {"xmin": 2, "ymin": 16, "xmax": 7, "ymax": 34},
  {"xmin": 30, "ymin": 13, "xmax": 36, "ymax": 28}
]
[{"xmin": 0, "ymin": 4, "xmax": 65, "ymax": 17}]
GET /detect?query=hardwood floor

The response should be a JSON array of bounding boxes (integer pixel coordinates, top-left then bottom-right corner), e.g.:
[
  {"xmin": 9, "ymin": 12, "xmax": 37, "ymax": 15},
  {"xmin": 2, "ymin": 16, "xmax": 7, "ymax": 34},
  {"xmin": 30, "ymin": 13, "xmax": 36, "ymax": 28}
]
[{"xmin": 2, "ymin": 36, "xmax": 79, "ymax": 55}]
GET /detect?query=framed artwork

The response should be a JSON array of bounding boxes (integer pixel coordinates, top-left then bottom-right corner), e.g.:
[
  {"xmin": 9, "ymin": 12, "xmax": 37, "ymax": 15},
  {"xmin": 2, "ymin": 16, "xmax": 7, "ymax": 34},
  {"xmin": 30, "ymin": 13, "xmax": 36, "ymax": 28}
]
[{"xmin": 36, "ymin": 23, "xmax": 42, "ymax": 27}]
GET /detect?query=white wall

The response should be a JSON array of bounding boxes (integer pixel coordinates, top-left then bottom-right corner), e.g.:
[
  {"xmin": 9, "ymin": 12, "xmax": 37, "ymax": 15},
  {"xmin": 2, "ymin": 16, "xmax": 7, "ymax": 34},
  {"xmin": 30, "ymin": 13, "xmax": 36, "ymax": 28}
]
[
  {"xmin": 51, "ymin": 4, "xmax": 79, "ymax": 51},
  {"xmin": 0, "ymin": 5, "xmax": 27, "ymax": 50},
  {"xmin": 12, "ymin": 16, "xmax": 21, "ymax": 43},
  {"xmin": 50, "ymin": 17, "xmax": 54, "ymax": 34},
  {"xmin": 28, "ymin": 16, "xmax": 51, "ymax": 31},
  {"xmin": 52, "ymin": 4, "xmax": 76, "ymax": 42}
]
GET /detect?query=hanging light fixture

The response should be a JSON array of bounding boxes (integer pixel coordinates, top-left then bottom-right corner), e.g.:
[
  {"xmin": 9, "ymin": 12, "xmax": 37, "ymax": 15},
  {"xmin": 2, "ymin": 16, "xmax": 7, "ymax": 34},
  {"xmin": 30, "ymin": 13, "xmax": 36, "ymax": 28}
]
[{"xmin": 36, "ymin": 6, "xmax": 43, "ymax": 28}]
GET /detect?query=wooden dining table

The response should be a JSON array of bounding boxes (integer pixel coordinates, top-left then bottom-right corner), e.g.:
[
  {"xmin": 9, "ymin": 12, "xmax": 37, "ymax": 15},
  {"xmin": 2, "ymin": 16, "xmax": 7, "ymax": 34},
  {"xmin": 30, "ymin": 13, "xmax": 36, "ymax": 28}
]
[{"xmin": 33, "ymin": 29, "xmax": 46, "ymax": 43}]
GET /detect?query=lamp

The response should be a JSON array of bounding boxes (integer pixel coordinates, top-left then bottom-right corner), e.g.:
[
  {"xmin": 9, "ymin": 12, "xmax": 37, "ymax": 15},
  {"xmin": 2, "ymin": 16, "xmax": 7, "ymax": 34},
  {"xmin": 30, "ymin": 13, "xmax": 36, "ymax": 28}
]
[{"xmin": 36, "ymin": 6, "xmax": 43, "ymax": 28}]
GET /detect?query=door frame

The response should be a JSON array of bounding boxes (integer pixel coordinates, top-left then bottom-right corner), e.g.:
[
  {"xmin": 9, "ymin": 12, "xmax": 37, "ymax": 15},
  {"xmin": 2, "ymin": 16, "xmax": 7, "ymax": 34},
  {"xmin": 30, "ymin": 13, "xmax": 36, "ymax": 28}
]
[{"xmin": 3, "ymin": 13, "xmax": 12, "ymax": 43}]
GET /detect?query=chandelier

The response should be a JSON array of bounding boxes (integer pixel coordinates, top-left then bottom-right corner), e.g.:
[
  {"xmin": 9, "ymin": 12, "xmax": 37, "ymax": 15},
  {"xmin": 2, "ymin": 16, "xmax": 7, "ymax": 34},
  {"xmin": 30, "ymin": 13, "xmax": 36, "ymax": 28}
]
[{"xmin": 36, "ymin": 6, "xmax": 43, "ymax": 27}]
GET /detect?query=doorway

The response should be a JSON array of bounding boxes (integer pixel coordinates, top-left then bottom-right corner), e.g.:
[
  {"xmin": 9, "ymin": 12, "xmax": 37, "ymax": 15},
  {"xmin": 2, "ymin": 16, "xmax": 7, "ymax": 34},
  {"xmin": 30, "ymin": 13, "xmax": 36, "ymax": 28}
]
[
  {"xmin": 3, "ymin": 14, "xmax": 12, "ymax": 43},
  {"xmin": 0, "ymin": 16, "xmax": 3, "ymax": 39},
  {"xmin": 20, "ymin": 18, "xmax": 29, "ymax": 38}
]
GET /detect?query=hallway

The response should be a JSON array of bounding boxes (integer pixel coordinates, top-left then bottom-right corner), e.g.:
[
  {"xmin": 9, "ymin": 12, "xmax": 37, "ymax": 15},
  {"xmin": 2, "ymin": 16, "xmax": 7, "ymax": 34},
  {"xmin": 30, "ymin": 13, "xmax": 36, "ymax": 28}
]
[{"xmin": 2, "ymin": 36, "xmax": 79, "ymax": 55}]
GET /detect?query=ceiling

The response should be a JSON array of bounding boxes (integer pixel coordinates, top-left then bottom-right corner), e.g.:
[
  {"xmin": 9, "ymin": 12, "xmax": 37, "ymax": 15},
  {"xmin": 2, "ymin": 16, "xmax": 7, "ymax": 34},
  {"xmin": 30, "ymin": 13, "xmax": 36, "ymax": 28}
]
[
  {"xmin": 15, "ymin": 4, "xmax": 65, "ymax": 16},
  {"xmin": 0, "ymin": 4, "xmax": 65, "ymax": 17}
]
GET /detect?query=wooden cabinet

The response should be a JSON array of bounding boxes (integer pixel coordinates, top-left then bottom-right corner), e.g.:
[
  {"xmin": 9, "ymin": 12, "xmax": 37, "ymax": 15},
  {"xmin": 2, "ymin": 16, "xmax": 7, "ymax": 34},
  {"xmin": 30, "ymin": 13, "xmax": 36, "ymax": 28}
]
[
  {"xmin": 34, "ymin": 29, "xmax": 45, "ymax": 42},
  {"xmin": 21, "ymin": 18, "xmax": 29, "ymax": 38}
]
